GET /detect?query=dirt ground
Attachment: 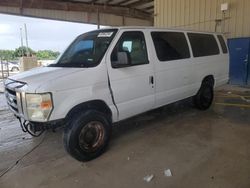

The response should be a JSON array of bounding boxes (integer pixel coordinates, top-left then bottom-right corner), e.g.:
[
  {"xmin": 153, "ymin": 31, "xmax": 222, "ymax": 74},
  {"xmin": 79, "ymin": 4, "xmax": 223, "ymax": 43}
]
[{"xmin": 0, "ymin": 85, "xmax": 250, "ymax": 188}]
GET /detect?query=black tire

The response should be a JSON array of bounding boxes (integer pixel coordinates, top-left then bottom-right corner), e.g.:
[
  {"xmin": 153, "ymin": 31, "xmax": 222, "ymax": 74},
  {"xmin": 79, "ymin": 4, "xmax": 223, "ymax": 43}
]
[
  {"xmin": 11, "ymin": 67, "xmax": 19, "ymax": 72},
  {"xmin": 193, "ymin": 83, "xmax": 214, "ymax": 110},
  {"xmin": 63, "ymin": 110, "xmax": 112, "ymax": 161}
]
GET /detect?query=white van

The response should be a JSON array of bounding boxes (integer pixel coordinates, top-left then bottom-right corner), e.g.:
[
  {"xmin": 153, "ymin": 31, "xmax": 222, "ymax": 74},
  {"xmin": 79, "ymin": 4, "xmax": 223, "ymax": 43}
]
[
  {"xmin": 0, "ymin": 61, "xmax": 19, "ymax": 72},
  {"xmin": 4, "ymin": 27, "xmax": 229, "ymax": 161}
]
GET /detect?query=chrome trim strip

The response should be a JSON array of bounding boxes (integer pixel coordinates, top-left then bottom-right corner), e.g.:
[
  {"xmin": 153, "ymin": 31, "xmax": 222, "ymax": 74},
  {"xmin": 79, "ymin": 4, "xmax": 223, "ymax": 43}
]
[
  {"xmin": 22, "ymin": 92, "xmax": 28, "ymax": 120},
  {"xmin": 16, "ymin": 92, "xmax": 24, "ymax": 115}
]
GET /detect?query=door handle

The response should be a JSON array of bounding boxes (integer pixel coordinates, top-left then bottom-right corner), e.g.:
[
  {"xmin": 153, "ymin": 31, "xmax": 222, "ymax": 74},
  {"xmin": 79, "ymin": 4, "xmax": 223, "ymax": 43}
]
[
  {"xmin": 244, "ymin": 55, "xmax": 249, "ymax": 63},
  {"xmin": 149, "ymin": 76, "xmax": 154, "ymax": 84}
]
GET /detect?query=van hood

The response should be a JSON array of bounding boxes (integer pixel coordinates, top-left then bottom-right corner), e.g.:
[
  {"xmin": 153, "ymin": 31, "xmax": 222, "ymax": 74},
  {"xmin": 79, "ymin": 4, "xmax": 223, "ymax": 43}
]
[{"xmin": 9, "ymin": 67, "xmax": 84, "ymax": 92}]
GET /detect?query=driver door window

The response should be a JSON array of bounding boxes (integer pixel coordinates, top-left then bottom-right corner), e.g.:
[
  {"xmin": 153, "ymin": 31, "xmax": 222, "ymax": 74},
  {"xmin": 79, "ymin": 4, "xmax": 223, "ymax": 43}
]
[{"xmin": 111, "ymin": 31, "xmax": 148, "ymax": 67}]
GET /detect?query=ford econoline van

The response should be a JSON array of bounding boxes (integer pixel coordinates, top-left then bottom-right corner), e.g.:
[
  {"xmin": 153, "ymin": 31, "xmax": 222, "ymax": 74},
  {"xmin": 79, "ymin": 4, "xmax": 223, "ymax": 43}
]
[{"xmin": 4, "ymin": 27, "xmax": 229, "ymax": 161}]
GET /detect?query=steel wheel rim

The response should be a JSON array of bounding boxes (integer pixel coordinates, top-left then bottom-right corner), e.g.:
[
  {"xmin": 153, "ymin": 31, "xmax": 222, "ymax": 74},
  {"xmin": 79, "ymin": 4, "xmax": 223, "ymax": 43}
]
[{"xmin": 78, "ymin": 121, "xmax": 105, "ymax": 152}]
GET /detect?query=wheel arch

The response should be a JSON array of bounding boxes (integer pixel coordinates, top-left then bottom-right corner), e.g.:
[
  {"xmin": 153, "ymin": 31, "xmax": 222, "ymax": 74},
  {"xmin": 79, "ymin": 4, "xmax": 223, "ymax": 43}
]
[
  {"xmin": 201, "ymin": 75, "xmax": 215, "ymax": 87},
  {"xmin": 65, "ymin": 100, "xmax": 112, "ymax": 123},
  {"xmin": 11, "ymin": 66, "xmax": 19, "ymax": 71}
]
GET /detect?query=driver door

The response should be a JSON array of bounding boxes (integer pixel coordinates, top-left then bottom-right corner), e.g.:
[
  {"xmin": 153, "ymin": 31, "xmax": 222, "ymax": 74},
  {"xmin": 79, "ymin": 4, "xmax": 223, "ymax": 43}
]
[{"xmin": 107, "ymin": 31, "xmax": 155, "ymax": 121}]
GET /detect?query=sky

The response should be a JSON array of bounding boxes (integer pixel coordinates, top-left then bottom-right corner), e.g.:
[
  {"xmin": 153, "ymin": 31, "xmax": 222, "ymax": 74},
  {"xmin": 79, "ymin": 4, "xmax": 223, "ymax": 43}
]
[{"xmin": 0, "ymin": 13, "xmax": 98, "ymax": 52}]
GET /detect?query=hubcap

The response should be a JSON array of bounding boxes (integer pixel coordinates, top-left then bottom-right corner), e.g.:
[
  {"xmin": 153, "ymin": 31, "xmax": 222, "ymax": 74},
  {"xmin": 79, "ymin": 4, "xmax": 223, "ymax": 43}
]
[{"xmin": 78, "ymin": 121, "xmax": 105, "ymax": 152}]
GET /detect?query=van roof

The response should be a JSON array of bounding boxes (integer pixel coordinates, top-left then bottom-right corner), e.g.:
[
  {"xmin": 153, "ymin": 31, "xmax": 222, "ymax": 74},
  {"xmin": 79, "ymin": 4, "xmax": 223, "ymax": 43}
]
[{"xmin": 100, "ymin": 26, "xmax": 223, "ymax": 35}]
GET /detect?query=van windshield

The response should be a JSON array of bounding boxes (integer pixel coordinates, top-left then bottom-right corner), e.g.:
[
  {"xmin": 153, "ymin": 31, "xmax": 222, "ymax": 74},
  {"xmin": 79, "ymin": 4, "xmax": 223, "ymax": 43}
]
[{"xmin": 49, "ymin": 29, "xmax": 117, "ymax": 68}]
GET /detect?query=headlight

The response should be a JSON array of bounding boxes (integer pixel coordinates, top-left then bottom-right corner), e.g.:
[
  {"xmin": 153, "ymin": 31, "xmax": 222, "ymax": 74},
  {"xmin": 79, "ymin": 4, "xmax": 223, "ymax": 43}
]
[{"xmin": 26, "ymin": 93, "xmax": 53, "ymax": 122}]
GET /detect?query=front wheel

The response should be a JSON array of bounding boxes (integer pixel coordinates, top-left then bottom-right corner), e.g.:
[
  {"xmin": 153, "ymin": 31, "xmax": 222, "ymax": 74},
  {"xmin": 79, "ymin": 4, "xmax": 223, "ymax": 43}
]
[
  {"xmin": 193, "ymin": 83, "xmax": 214, "ymax": 110},
  {"xmin": 63, "ymin": 110, "xmax": 112, "ymax": 161}
]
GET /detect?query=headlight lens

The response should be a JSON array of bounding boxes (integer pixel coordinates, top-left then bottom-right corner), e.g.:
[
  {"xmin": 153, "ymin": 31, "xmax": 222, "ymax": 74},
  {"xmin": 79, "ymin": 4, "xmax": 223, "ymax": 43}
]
[{"xmin": 26, "ymin": 93, "xmax": 53, "ymax": 122}]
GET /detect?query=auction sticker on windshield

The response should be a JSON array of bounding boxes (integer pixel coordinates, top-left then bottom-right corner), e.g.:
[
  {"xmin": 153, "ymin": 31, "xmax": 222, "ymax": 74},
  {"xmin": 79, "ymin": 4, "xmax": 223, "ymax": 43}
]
[{"xmin": 98, "ymin": 32, "xmax": 113, "ymax": 37}]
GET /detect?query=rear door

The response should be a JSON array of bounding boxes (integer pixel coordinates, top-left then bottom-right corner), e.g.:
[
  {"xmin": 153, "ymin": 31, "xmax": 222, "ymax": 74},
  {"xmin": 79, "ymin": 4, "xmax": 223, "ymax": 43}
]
[{"xmin": 106, "ymin": 30, "xmax": 155, "ymax": 121}]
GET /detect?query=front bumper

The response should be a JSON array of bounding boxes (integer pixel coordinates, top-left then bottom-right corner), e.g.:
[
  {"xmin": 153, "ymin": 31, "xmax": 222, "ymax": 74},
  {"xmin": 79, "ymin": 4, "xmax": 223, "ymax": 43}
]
[
  {"xmin": 16, "ymin": 115, "xmax": 65, "ymax": 137},
  {"xmin": 4, "ymin": 78, "xmax": 64, "ymax": 136}
]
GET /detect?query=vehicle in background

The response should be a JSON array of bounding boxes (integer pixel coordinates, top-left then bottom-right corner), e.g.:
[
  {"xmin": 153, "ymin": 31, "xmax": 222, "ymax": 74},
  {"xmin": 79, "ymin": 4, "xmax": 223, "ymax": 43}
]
[
  {"xmin": 37, "ymin": 60, "xmax": 55, "ymax": 67},
  {"xmin": 0, "ymin": 61, "xmax": 19, "ymax": 72},
  {"xmin": 4, "ymin": 27, "xmax": 229, "ymax": 161}
]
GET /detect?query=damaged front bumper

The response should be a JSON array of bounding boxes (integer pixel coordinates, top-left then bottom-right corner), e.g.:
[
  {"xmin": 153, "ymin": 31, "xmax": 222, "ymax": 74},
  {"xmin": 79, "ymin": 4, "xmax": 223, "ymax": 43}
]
[{"xmin": 4, "ymin": 78, "xmax": 64, "ymax": 137}]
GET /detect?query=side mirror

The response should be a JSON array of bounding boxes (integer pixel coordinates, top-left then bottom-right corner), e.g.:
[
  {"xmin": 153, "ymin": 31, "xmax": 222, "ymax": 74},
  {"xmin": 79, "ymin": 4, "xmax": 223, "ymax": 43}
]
[{"xmin": 113, "ymin": 51, "xmax": 131, "ymax": 68}]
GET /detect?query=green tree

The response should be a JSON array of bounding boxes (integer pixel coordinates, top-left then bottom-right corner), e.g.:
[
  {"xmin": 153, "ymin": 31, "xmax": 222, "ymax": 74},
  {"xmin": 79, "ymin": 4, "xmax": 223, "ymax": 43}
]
[
  {"xmin": 36, "ymin": 50, "xmax": 60, "ymax": 60},
  {"xmin": 1, "ymin": 47, "xmax": 60, "ymax": 60},
  {"xmin": 0, "ymin": 50, "xmax": 16, "ymax": 60},
  {"xmin": 14, "ymin": 46, "xmax": 34, "ymax": 57}
]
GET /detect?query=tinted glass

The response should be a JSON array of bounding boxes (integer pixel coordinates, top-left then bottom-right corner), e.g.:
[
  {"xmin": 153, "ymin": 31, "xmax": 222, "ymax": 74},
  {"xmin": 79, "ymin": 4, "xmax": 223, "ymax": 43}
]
[
  {"xmin": 151, "ymin": 32, "xmax": 190, "ymax": 61},
  {"xmin": 50, "ymin": 29, "xmax": 117, "ymax": 68},
  {"xmin": 188, "ymin": 33, "xmax": 220, "ymax": 57},
  {"xmin": 111, "ymin": 31, "xmax": 148, "ymax": 67},
  {"xmin": 217, "ymin": 35, "xmax": 228, "ymax": 53}
]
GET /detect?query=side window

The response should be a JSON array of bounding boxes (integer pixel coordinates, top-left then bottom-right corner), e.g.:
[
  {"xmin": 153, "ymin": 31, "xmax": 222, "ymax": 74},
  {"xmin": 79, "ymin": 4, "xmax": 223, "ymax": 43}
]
[
  {"xmin": 111, "ymin": 31, "xmax": 148, "ymax": 67},
  {"xmin": 217, "ymin": 35, "xmax": 228, "ymax": 53},
  {"xmin": 188, "ymin": 33, "xmax": 220, "ymax": 57},
  {"xmin": 151, "ymin": 32, "xmax": 190, "ymax": 61}
]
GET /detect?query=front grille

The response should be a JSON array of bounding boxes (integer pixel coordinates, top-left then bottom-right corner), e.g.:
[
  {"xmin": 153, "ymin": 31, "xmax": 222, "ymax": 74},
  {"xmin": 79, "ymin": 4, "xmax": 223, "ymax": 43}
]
[
  {"xmin": 6, "ymin": 88, "xmax": 16, "ymax": 96},
  {"xmin": 5, "ymin": 88, "xmax": 18, "ymax": 113},
  {"xmin": 9, "ymin": 104, "xmax": 18, "ymax": 112},
  {"xmin": 4, "ymin": 79, "xmax": 26, "ymax": 116}
]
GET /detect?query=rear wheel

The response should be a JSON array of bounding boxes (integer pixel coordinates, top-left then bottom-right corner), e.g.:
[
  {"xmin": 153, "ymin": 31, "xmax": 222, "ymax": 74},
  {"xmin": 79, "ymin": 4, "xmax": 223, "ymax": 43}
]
[
  {"xmin": 11, "ymin": 67, "xmax": 19, "ymax": 72},
  {"xmin": 193, "ymin": 83, "xmax": 214, "ymax": 110},
  {"xmin": 63, "ymin": 110, "xmax": 112, "ymax": 161}
]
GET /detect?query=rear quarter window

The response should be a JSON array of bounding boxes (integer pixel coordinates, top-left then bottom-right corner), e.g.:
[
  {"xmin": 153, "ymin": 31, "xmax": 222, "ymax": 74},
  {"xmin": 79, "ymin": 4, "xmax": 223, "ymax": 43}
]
[
  {"xmin": 217, "ymin": 35, "xmax": 228, "ymax": 53},
  {"xmin": 188, "ymin": 33, "xmax": 220, "ymax": 57}
]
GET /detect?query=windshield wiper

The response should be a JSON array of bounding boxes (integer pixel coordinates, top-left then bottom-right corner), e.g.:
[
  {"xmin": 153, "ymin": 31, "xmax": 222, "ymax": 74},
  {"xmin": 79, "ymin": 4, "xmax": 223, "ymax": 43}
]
[{"xmin": 48, "ymin": 62, "xmax": 90, "ymax": 68}]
